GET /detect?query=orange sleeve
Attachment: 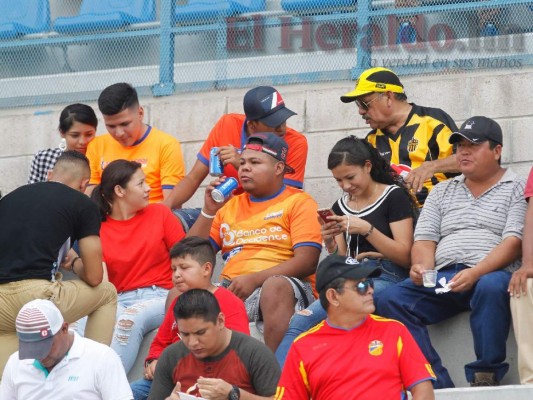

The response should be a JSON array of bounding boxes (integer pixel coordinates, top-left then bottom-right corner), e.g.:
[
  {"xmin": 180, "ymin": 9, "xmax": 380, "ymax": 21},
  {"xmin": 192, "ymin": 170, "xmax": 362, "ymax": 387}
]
[
  {"xmin": 86, "ymin": 136, "xmax": 103, "ymax": 185},
  {"xmin": 160, "ymin": 136, "xmax": 186, "ymax": 188},
  {"xmin": 284, "ymin": 127, "xmax": 308, "ymax": 189},
  {"xmin": 287, "ymin": 193, "xmax": 322, "ymax": 249}
]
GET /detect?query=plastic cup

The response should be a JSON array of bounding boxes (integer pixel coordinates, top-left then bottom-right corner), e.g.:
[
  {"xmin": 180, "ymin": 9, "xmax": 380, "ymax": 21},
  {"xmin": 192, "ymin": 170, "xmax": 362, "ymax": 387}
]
[{"xmin": 422, "ymin": 270, "xmax": 437, "ymax": 288}]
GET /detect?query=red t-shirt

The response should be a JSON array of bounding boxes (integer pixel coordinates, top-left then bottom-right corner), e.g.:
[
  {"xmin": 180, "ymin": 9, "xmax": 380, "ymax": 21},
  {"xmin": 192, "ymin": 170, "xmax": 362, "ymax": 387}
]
[
  {"xmin": 276, "ymin": 315, "xmax": 435, "ymax": 400},
  {"xmin": 100, "ymin": 204, "xmax": 185, "ymax": 292},
  {"xmin": 197, "ymin": 114, "xmax": 308, "ymax": 190},
  {"xmin": 525, "ymin": 167, "xmax": 533, "ymax": 201},
  {"xmin": 146, "ymin": 287, "xmax": 250, "ymax": 362}
]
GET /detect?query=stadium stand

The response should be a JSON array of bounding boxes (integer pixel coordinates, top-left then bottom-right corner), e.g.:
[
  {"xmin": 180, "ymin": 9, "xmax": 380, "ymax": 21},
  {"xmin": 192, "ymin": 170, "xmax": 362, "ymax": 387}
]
[
  {"xmin": 0, "ymin": 0, "xmax": 50, "ymax": 39},
  {"xmin": 54, "ymin": 0, "xmax": 156, "ymax": 34},
  {"xmin": 174, "ymin": 0, "xmax": 266, "ymax": 24}
]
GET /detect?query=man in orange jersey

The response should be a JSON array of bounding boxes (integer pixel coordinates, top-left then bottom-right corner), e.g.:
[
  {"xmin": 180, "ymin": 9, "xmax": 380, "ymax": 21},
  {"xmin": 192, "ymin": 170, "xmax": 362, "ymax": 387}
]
[
  {"xmin": 86, "ymin": 82, "xmax": 185, "ymax": 203},
  {"xmin": 276, "ymin": 255, "xmax": 435, "ymax": 400},
  {"xmin": 164, "ymin": 86, "xmax": 308, "ymax": 231},
  {"xmin": 188, "ymin": 132, "xmax": 321, "ymax": 353}
]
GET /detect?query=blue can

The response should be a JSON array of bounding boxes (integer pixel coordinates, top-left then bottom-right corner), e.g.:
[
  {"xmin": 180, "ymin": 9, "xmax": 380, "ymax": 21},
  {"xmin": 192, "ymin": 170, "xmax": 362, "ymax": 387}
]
[
  {"xmin": 212, "ymin": 177, "xmax": 238, "ymax": 203},
  {"xmin": 209, "ymin": 147, "xmax": 223, "ymax": 177}
]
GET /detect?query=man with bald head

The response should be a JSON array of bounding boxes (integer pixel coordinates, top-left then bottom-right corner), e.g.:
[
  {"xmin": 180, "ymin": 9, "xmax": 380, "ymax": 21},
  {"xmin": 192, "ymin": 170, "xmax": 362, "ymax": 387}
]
[{"xmin": 0, "ymin": 151, "xmax": 117, "ymax": 376}]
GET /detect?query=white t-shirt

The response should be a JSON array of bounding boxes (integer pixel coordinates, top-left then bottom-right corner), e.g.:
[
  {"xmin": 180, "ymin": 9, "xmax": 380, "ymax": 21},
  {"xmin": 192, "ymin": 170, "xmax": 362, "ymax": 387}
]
[{"xmin": 0, "ymin": 331, "xmax": 132, "ymax": 400}]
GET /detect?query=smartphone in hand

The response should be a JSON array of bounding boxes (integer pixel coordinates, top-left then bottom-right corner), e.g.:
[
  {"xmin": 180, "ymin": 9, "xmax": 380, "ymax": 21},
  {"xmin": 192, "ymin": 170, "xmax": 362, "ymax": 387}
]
[{"xmin": 317, "ymin": 208, "xmax": 334, "ymax": 223}]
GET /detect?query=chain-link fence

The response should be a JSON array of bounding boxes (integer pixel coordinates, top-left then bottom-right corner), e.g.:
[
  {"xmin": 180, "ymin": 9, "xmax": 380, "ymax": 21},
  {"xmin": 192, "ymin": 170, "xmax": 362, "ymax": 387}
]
[{"xmin": 0, "ymin": 0, "xmax": 531, "ymax": 109}]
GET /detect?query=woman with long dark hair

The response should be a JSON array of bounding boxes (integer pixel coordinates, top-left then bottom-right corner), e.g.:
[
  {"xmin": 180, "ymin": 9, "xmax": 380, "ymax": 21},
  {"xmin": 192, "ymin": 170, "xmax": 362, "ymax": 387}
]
[
  {"xmin": 91, "ymin": 159, "xmax": 185, "ymax": 373},
  {"xmin": 275, "ymin": 135, "xmax": 417, "ymax": 366}
]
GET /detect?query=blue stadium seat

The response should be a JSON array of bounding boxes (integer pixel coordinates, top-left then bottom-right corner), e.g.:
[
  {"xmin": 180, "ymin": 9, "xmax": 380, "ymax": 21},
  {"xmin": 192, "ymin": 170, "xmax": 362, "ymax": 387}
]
[
  {"xmin": 175, "ymin": 0, "xmax": 265, "ymax": 24},
  {"xmin": 0, "ymin": 0, "xmax": 50, "ymax": 39},
  {"xmin": 54, "ymin": 0, "xmax": 156, "ymax": 34},
  {"xmin": 281, "ymin": 0, "xmax": 356, "ymax": 13}
]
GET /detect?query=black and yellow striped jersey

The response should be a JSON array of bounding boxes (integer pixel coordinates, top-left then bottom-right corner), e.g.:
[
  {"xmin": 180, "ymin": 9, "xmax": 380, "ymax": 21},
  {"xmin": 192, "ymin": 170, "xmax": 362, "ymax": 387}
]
[{"xmin": 366, "ymin": 103, "xmax": 458, "ymax": 204}]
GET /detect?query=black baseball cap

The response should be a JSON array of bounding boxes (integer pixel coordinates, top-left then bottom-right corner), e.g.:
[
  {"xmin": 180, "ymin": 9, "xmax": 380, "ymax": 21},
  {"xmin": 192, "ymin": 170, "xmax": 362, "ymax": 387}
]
[
  {"xmin": 244, "ymin": 132, "xmax": 295, "ymax": 174},
  {"xmin": 243, "ymin": 86, "xmax": 296, "ymax": 128},
  {"xmin": 449, "ymin": 116, "xmax": 503, "ymax": 145},
  {"xmin": 316, "ymin": 255, "xmax": 381, "ymax": 293}
]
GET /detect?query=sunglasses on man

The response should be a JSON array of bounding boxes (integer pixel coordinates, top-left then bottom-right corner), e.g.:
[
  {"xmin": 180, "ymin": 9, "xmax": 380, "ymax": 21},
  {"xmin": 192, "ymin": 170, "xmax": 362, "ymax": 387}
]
[
  {"xmin": 342, "ymin": 279, "xmax": 374, "ymax": 295},
  {"xmin": 355, "ymin": 93, "xmax": 385, "ymax": 111}
]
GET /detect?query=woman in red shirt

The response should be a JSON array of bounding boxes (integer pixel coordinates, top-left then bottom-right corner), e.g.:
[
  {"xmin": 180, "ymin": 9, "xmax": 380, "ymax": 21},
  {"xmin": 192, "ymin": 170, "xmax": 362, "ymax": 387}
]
[{"xmin": 91, "ymin": 159, "xmax": 185, "ymax": 373}]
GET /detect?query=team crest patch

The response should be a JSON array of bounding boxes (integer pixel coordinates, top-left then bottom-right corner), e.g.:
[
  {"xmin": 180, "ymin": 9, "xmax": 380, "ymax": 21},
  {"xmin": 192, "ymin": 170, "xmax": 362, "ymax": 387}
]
[
  {"xmin": 407, "ymin": 137, "xmax": 419, "ymax": 152},
  {"xmin": 368, "ymin": 340, "xmax": 383, "ymax": 356}
]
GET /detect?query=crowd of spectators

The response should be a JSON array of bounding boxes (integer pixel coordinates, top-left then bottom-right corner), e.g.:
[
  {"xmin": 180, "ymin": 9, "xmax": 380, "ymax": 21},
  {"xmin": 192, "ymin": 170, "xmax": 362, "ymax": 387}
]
[{"xmin": 1, "ymin": 66, "xmax": 532, "ymax": 399}]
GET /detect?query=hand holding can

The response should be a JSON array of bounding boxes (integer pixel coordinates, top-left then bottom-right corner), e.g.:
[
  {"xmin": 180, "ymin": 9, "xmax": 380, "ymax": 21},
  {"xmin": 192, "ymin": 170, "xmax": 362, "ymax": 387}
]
[{"xmin": 211, "ymin": 177, "xmax": 238, "ymax": 203}]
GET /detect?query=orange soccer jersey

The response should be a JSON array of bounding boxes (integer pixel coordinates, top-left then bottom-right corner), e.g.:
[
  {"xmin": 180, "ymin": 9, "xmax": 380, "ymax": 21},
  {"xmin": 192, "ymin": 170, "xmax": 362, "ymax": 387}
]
[
  {"xmin": 86, "ymin": 126, "xmax": 185, "ymax": 203},
  {"xmin": 209, "ymin": 186, "xmax": 322, "ymax": 286},
  {"xmin": 198, "ymin": 114, "xmax": 308, "ymax": 190}
]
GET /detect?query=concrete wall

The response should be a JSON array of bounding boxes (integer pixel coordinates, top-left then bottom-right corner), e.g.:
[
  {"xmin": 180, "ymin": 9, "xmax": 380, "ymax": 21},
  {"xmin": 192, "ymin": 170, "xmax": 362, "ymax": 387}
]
[{"xmin": 1, "ymin": 66, "xmax": 532, "ymax": 202}]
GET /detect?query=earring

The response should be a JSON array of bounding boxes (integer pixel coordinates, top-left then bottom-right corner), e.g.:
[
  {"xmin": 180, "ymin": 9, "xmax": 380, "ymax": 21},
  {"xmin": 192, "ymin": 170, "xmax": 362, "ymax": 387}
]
[{"xmin": 58, "ymin": 138, "xmax": 67, "ymax": 151}]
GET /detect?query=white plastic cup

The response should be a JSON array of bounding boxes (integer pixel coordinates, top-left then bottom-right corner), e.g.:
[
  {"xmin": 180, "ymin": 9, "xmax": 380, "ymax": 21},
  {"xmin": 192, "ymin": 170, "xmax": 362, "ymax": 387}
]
[{"xmin": 422, "ymin": 270, "xmax": 438, "ymax": 288}]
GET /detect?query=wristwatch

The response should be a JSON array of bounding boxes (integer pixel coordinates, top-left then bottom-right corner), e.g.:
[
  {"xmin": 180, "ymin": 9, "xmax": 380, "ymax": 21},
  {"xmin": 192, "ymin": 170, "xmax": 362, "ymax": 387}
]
[{"xmin": 228, "ymin": 385, "xmax": 240, "ymax": 400}]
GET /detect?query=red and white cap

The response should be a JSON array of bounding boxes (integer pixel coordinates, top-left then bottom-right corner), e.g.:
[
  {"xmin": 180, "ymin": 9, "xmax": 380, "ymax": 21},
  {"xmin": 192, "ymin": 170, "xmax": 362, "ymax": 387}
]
[{"xmin": 16, "ymin": 299, "xmax": 64, "ymax": 360}]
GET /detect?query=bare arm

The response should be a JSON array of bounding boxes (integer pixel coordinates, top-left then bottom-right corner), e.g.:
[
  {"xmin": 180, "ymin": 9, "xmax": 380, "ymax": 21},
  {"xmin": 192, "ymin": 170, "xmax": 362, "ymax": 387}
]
[
  {"xmin": 186, "ymin": 176, "xmax": 231, "ymax": 238},
  {"xmin": 410, "ymin": 240, "xmax": 437, "ymax": 286},
  {"xmin": 330, "ymin": 215, "xmax": 413, "ymax": 268},
  {"xmin": 76, "ymin": 235, "xmax": 104, "ymax": 287},
  {"xmin": 509, "ymin": 200, "xmax": 533, "ymax": 296},
  {"xmin": 163, "ymin": 160, "xmax": 209, "ymax": 209},
  {"xmin": 228, "ymin": 246, "xmax": 321, "ymax": 301},
  {"xmin": 450, "ymin": 236, "xmax": 522, "ymax": 292},
  {"xmin": 405, "ymin": 154, "xmax": 459, "ymax": 193},
  {"xmin": 197, "ymin": 377, "xmax": 274, "ymax": 400},
  {"xmin": 410, "ymin": 380, "xmax": 434, "ymax": 400}
]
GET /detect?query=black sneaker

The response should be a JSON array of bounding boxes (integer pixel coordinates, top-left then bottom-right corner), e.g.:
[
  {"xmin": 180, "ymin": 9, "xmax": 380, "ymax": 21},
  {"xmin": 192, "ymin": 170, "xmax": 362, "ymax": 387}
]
[{"xmin": 470, "ymin": 372, "xmax": 499, "ymax": 387}]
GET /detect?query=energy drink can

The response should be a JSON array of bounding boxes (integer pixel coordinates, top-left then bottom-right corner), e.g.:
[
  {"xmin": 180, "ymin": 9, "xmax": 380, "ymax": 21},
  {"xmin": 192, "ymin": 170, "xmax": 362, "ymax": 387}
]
[
  {"xmin": 209, "ymin": 147, "xmax": 223, "ymax": 177},
  {"xmin": 212, "ymin": 177, "xmax": 238, "ymax": 203}
]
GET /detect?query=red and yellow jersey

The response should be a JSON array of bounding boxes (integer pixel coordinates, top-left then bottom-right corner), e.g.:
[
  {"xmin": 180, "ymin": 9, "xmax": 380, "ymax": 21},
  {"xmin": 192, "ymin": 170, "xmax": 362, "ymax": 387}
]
[
  {"xmin": 210, "ymin": 186, "xmax": 322, "ymax": 285},
  {"xmin": 198, "ymin": 114, "xmax": 308, "ymax": 190},
  {"xmin": 86, "ymin": 126, "xmax": 185, "ymax": 203},
  {"xmin": 276, "ymin": 315, "xmax": 435, "ymax": 400}
]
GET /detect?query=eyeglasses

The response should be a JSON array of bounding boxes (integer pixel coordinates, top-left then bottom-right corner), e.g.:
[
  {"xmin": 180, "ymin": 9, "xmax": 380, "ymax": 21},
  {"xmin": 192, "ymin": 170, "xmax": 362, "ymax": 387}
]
[
  {"xmin": 355, "ymin": 93, "xmax": 384, "ymax": 111},
  {"xmin": 343, "ymin": 279, "xmax": 374, "ymax": 295}
]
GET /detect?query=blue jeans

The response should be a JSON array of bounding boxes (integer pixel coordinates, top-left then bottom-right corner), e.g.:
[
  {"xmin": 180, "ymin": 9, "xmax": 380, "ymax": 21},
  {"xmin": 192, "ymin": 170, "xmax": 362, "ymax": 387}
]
[
  {"xmin": 111, "ymin": 286, "xmax": 168, "ymax": 373},
  {"xmin": 375, "ymin": 264, "xmax": 511, "ymax": 389},
  {"xmin": 275, "ymin": 258, "xmax": 408, "ymax": 367},
  {"xmin": 172, "ymin": 208, "xmax": 201, "ymax": 232},
  {"xmin": 131, "ymin": 378, "xmax": 152, "ymax": 400}
]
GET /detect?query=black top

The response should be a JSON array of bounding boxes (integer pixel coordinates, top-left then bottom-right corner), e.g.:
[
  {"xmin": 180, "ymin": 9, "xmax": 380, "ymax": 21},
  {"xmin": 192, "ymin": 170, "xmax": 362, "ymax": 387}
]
[
  {"xmin": 0, "ymin": 182, "xmax": 100, "ymax": 283},
  {"xmin": 332, "ymin": 185, "xmax": 412, "ymax": 258}
]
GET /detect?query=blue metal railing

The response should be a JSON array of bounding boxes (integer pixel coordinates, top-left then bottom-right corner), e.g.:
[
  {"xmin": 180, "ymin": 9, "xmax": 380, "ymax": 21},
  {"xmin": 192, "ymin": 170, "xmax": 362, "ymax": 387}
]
[{"xmin": 0, "ymin": 0, "xmax": 530, "ymax": 107}]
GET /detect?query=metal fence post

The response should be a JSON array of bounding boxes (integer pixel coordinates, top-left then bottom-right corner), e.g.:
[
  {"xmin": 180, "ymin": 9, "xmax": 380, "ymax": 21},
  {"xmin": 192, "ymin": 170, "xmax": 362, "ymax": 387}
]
[
  {"xmin": 353, "ymin": 0, "xmax": 372, "ymax": 79},
  {"xmin": 153, "ymin": 0, "xmax": 175, "ymax": 96}
]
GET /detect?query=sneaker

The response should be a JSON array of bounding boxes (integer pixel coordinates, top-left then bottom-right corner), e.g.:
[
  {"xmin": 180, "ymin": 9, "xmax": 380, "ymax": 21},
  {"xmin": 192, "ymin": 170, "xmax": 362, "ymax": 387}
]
[
  {"xmin": 470, "ymin": 372, "xmax": 499, "ymax": 387},
  {"xmin": 396, "ymin": 22, "xmax": 417, "ymax": 44},
  {"xmin": 480, "ymin": 23, "xmax": 499, "ymax": 37}
]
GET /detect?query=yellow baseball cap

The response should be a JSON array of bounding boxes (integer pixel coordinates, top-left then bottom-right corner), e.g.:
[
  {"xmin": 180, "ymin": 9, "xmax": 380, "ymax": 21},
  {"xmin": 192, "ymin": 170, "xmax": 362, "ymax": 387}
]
[{"xmin": 340, "ymin": 67, "xmax": 405, "ymax": 103}]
